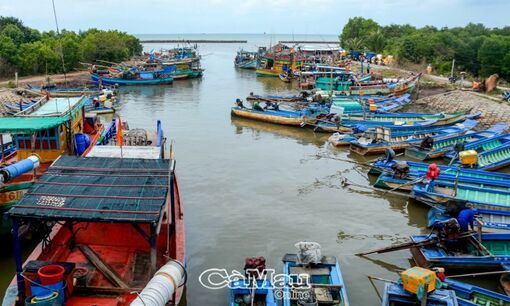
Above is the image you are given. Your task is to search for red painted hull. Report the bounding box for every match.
[7,175,185,305]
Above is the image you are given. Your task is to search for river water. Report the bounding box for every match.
[1,34,432,305]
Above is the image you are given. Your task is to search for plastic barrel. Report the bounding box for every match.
[37,265,65,285]
[74,133,86,156]
[29,281,64,305]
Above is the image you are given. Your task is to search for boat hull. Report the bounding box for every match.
[231,107,311,126]
[91,73,174,86]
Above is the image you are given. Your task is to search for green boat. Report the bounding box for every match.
[0,181,33,235]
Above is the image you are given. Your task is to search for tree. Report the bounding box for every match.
[478,35,510,77]
[0,35,17,63]
[340,17,380,50]
[1,24,24,46]
[366,30,386,53]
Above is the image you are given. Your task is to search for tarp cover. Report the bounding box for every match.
[8,155,171,223]
[0,117,69,133]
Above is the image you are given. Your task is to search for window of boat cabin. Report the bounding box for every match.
[16,127,61,150]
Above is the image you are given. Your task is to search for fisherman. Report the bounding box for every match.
[367,62,371,74]
[500,274,510,296]
[253,101,264,111]
[235,98,245,108]
[456,204,476,232]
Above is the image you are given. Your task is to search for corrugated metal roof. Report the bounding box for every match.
[8,156,171,223]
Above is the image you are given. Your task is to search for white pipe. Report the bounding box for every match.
[131,260,185,306]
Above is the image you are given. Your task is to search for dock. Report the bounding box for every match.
[140,39,247,43]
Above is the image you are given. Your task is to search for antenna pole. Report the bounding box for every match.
[52,0,68,87]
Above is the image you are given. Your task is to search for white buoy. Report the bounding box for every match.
[131,260,185,306]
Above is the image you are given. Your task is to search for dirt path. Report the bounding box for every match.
[0,71,90,87]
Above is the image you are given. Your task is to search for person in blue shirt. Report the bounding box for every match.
[457,204,477,232]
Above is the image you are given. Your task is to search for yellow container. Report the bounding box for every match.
[400,267,436,294]
[99,95,107,102]
[369,104,377,112]
[459,150,478,165]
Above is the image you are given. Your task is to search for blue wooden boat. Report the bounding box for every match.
[350,120,477,155]
[412,180,510,211]
[312,111,471,133]
[282,253,349,306]
[444,134,510,160]
[382,282,459,306]
[428,206,510,232]
[231,106,316,126]
[90,72,173,86]
[247,93,306,103]
[228,279,277,306]
[405,123,508,161]
[450,141,510,171]
[410,233,510,272]
[443,278,510,306]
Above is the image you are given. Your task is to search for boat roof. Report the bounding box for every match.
[8,155,172,224]
[0,96,88,133]
[18,97,84,117]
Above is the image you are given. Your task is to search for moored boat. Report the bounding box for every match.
[228,257,277,306]
[282,242,349,306]
[382,282,459,306]
[410,233,510,273]
[444,133,510,161]
[231,106,315,126]
[90,70,174,86]
[443,278,510,306]
[235,49,259,69]
[405,123,508,161]
[450,142,510,171]
[0,96,102,235]
[350,120,477,156]
[2,121,185,305]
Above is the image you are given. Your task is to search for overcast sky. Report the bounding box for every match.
[1,0,508,34]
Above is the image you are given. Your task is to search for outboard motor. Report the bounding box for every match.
[420,136,434,149]
[391,161,410,179]
[454,141,465,153]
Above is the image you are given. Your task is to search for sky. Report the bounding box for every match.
[1,0,509,35]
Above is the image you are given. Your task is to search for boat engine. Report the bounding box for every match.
[391,161,409,179]
[420,136,434,149]
[0,156,40,185]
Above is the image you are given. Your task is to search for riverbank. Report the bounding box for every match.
[0,71,90,88]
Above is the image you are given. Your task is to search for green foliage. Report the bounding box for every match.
[0,16,142,77]
[339,17,510,81]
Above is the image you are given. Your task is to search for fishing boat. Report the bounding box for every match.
[0,96,102,235]
[350,120,477,156]
[449,141,510,171]
[382,282,459,306]
[246,92,308,103]
[428,206,510,232]
[25,84,104,97]
[228,257,277,306]
[443,278,510,306]
[412,179,510,211]
[282,242,349,306]
[312,111,471,133]
[90,69,174,86]
[231,106,317,126]
[405,123,507,161]
[2,121,186,305]
[315,73,421,97]
[234,50,259,69]
[410,233,510,273]
[256,44,305,77]
[444,134,510,160]
[229,279,277,306]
